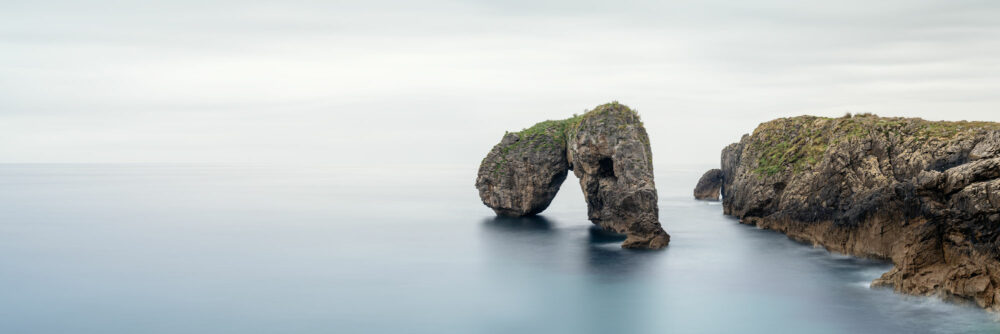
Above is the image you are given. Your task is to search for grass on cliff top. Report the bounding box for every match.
[490,101,644,175]
[750,113,1000,176]
[506,101,642,148]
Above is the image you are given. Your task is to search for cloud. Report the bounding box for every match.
[1,0,998,165]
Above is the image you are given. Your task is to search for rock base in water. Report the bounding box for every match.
[717,114,1000,310]
[475,102,669,249]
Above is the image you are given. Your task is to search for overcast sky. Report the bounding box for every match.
[2,0,998,167]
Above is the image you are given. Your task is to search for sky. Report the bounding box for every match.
[2,0,999,167]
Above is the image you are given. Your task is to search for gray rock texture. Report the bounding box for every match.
[715,114,1000,310]
[566,103,669,249]
[475,102,669,249]
[475,129,569,217]
[693,169,723,200]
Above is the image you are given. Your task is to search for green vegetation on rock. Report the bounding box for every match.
[491,101,646,175]
[476,100,669,249]
[512,116,582,148]
[749,114,1000,176]
[508,101,642,150]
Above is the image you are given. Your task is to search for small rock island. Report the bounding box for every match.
[693,169,723,200]
[476,102,669,249]
[703,113,1000,310]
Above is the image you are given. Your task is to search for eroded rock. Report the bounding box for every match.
[566,103,669,249]
[475,102,670,249]
[713,114,1000,310]
[970,130,1000,160]
[693,169,723,200]
[475,124,569,217]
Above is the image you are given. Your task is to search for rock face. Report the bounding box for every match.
[475,126,569,216]
[566,104,670,249]
[693,169,723,200]
[476,102,669,249]
[717,114,1000,310]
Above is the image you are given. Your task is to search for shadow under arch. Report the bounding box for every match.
[481,217,661,278]
[481,215,555,233]
[587,225,627,244]
[478,215,561,263]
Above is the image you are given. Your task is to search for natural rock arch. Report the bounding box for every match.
[475,102,669,249]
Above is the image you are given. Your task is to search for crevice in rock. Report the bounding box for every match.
[597,157,616,178]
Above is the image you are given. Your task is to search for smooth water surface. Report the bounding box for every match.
[1,164,998,333]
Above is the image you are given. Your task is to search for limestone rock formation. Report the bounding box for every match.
[475,125,569,216]
[715,114,1000,310]
[693,169,723,200]
[475,102,669,249]
[566,103,670,249]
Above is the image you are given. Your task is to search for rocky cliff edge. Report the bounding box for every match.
[717,114,1000,309]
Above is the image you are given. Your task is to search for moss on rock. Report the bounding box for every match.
[749,114,1000,176]
[476,101,668,249]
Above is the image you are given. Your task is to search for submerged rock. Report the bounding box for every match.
[693,169,723,200]
[713,114,1000,310]
[475,102,669,249]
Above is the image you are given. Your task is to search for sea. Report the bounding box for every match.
[1,163,998,333]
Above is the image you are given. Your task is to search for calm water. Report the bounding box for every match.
[1,164,998,333]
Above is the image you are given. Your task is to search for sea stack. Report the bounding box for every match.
[714,114,1000,310]
[693,169,723,200]
[475,102,669,249]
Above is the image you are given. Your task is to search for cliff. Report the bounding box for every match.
[476,102,669,249]
[717,114,1000,309]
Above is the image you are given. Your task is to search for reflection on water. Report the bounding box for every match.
[480,215,657,281]
[586,225,627,244]
[479,215,658,334]
[583,226,659,280]
[483,215,554,232]
[1,164,999,334]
